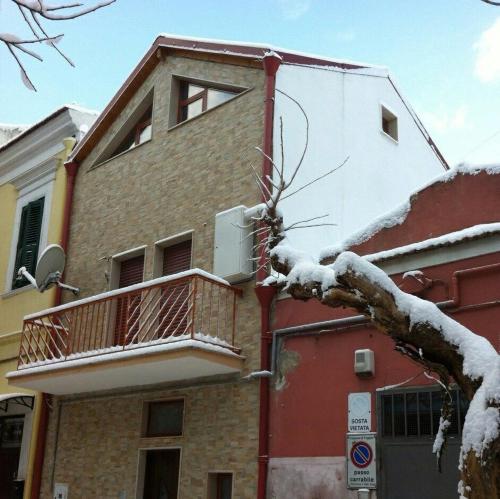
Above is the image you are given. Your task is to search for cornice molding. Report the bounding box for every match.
[0,111,76,187]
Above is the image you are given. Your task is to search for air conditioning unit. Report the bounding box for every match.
[354,349,375,377]
[213,205,253,283]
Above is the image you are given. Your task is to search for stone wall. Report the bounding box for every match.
[40,53,265,498]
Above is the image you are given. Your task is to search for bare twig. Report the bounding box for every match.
[284,214,331,231]
[275,89,309,190]
[3,0,115,90]
[281,156,349,202]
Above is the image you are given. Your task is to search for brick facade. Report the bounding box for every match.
[40,53,265,498]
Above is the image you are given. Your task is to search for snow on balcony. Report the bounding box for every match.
[7,269,244,394]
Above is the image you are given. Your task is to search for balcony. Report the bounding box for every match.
[7,269,244,395]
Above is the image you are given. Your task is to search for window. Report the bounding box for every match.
[381,105,398,142]
[0,416,24,449]
[12,197,44,289]
[113,253,145,346]
[94,90,154,165]
[207,473,233,499]
[112,106,152,156]
[381,388,469,438]
[145,400,184,437]
[177,81,239,123]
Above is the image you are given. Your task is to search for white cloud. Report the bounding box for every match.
[421,105,468,133]
[277,0,310,20]
[474,16,500,83]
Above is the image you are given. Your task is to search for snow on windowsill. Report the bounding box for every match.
[1,284,36,300]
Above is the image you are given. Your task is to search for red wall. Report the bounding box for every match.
[327,170,500,259]
[269,252,500,457]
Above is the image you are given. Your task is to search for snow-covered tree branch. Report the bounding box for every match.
[0,0,115,91]
[257,92,499,498]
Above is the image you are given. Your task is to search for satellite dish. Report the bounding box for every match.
[35,244,65,290]
[17,244,79,295]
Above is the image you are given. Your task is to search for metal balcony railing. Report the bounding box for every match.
[18,270,241,369]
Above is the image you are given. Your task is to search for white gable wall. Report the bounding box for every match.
[274,64,446,258]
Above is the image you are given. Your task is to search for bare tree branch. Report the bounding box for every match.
[3,0,115,90]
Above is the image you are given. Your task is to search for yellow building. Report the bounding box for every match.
[0,106,97,499]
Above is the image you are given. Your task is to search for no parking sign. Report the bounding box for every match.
[346,433,377,489]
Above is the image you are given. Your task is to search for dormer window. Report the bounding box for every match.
[177,81,239,123]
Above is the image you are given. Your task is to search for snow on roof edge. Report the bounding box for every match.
[156,32,386,70]
[363,223,500,264]
[0,104,100,154]
[320,164,500,261]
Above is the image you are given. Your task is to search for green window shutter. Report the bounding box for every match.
[12,197,45,289]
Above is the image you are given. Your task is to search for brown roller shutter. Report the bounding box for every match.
[162,239,192,276]
[159,240,192,338]
[114,254,144,345]
[119,255,145,287]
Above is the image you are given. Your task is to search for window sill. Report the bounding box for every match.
[1,284,36,300]
[139,435,183,443]
[380,129,399,144]
[89,138,152,172]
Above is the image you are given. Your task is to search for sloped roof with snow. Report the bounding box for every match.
[0,104,99,154]
[71,34,445,167]
[320,164,500,263]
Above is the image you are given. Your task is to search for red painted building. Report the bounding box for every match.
[267,165,500,499]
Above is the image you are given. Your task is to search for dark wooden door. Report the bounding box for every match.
[159,240,192,338]
[143,449,180,499]
[114,255,144,345]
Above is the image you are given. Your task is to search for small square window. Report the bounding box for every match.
[207,473,233,499]
[381,105,398,142]
[145,400,184,437]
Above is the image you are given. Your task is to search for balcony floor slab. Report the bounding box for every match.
[7,339,244,395]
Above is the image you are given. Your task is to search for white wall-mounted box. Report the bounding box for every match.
[213,205,253,283]
[354,349,375,377]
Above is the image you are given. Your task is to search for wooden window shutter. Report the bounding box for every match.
[114,254,145,346]
[118,254,145,288]
[159,240,192,337]
[162,240,192,276]
[12,197,44,289]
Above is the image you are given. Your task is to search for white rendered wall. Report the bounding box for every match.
[274,64,446,258]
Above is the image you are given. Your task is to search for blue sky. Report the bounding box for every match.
[1,0,499,165]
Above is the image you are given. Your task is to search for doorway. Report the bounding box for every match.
[378,387,468,499]
[0,416,24,499]
[141,448,181,499]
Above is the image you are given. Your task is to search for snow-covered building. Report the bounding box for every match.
[0,124,29,147]
[5,36,448,499]
[0,105,97,499]
[268,164,500,499]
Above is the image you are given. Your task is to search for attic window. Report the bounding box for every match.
[112,106,152,156]
[94,90,154,166]
[381,105,398,142]
[177,81,239,123]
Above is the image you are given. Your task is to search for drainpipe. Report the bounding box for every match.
[255,285,277,499]
[256,51,281,499]
[30,146,78,499]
